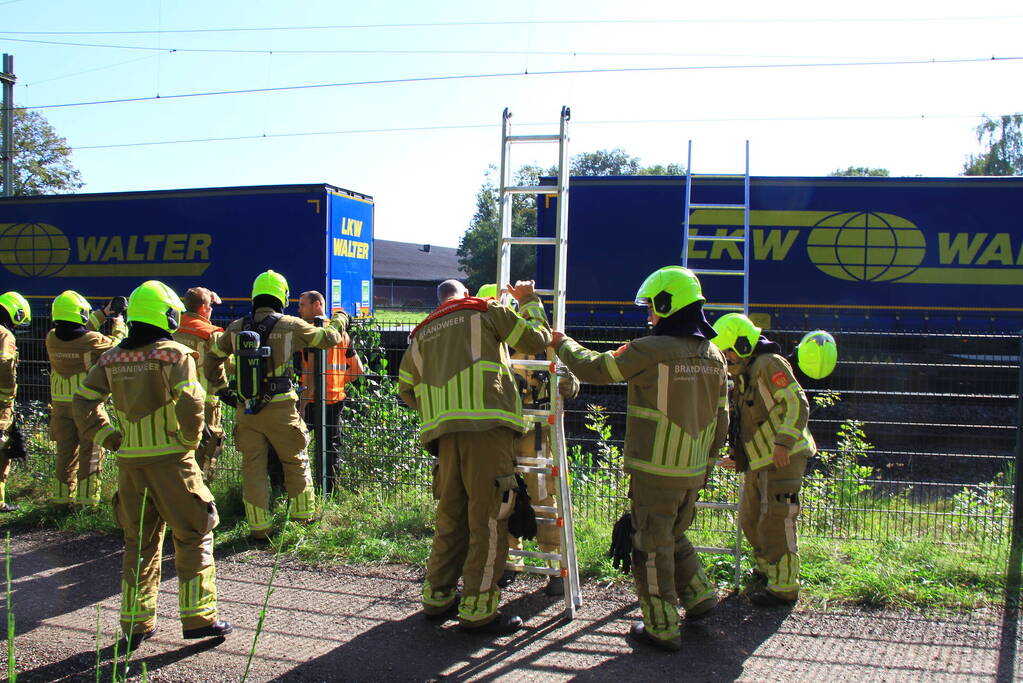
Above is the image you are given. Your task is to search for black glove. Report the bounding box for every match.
[608,511,634,574]
[108,296,128,315]
[507,474,537,541]
[4,423,27,462]
[216,388,239,407]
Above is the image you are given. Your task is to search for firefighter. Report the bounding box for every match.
[399,279,551,634]
[173,287,229,482]
[711,312,816,607]
[296,290,363,494]
[73,280,232,650]
[46,291,127,506]
[205,270,349,540]
[476,284,580,597]
[0,291,30,513]
[550,267,727,652]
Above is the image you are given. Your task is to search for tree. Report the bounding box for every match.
[458,150,683,290]
[829,166,890,177]
[0,108,83,195]
[963,114,1023,176]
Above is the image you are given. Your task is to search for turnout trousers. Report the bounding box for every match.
[631,479,717,643]
[423,428,518,628]
[0,401,12,507]
[508,427,560,566]
[195,401,225,482]
[739,453,809,601]
[234,401,316,537]
[113,452,220,635]
[49,401,105,505]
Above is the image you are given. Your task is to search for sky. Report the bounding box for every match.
[1,0,1021,248]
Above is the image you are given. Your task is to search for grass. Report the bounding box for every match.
[367,310,428,325]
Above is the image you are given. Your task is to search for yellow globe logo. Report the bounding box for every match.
[0,223,70,277]
[806,212,926,282]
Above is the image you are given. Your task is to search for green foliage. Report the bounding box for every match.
[964,114,1023,175]
[802,419,875,534]
[3,109,83,195]
[950,463,1014,539]
[828,166,890,177]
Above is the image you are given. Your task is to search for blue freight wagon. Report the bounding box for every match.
[0,183,374,317]
[537,175,1023,332]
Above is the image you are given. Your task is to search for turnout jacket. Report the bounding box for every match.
[0,326,17,405]
[73,340,205,459]
[556,334,728,489]
[398,294,551,445]
[46,311,127,403]
[205,307,346,406]
[732,352,815,472]
[173,312,227,405]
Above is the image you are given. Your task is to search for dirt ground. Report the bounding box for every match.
[0,529,1019,682]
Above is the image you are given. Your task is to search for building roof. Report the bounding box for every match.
[373,239,466,282]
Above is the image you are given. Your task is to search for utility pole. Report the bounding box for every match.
[1,54,15,197]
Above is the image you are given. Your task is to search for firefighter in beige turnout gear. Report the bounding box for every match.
[47,291,127,505]
[173,287,229,482]
[205,270,348,540]
[73,280,232,648]
[713,313,815,607]
[399,279,551,634]
[552,267,728,652]
[0,292,31,513]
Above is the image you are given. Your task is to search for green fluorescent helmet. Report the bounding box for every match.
[52,290,90,325]
[634,266,704,317]
[127,280,184,332]
[0,291,31,326]
[476,283,498,299]
[252,269,290,307]
[797,330,838,379]
[710,312,761,358]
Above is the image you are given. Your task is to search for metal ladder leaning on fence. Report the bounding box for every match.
[495,106,582,619]
[682,140,751,589]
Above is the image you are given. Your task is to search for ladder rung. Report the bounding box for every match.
[534,288,555,297]
[691,269,746,277]
[521,417,549,426]
[509,549,562,561]
[507,564,562,576]
[501,236,558,246]
[531,505,558,515]
[503,185,557,195]
[696,501,738,510]
[691,173,746,179]
[511,359,554,370]
[689,203,746,210]
[516,464,553,473]
[507,134,562,143]
[695,546,739,555]
[535,517,558,525]
[687,234,745,242]
[523,408,553,418]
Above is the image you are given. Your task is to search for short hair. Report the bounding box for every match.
[300,291,325,305]
[437,279,465,303]
[183,287,220,313]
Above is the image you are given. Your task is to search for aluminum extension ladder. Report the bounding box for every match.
[495,106,582,619]
[682,140,751,589]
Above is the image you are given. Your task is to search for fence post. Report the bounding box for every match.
[314,346,327,495]
[1008,334,1023,607]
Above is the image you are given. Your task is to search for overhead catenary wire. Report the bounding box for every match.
[13,54,1023,112]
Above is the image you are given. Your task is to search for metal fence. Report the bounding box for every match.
[8,314,1020,561]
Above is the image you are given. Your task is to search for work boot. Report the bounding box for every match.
[629,622,681,652]
[424,595,460,622]
[459,612,523,635]
[496,569,517,588]
[118,628,156,652]
[748,589,797,608]
[684,594,719,621]
[545,576,565,597]
[183,620,234,640]
[0,503,19,513]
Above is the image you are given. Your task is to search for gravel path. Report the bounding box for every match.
[0,529,1019,682]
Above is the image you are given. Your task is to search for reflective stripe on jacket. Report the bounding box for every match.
[735,352,816,471]
[46,312,126,403]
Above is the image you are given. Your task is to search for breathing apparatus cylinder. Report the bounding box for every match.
[235,330,270,406]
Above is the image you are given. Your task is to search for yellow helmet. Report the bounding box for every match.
[796,330,838,379]
[52,290,90,325]
[635,266,704,317]
[0,291,31,327]
[476,283,498,299]
[127,280,184,332]
[710,313,761,358]
[252,270,290,307]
